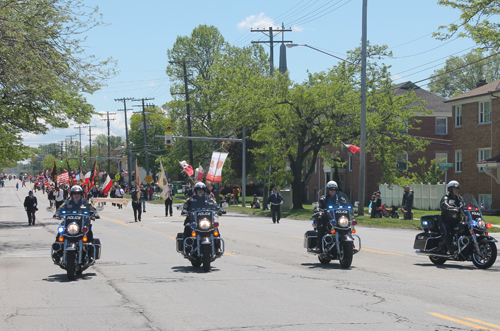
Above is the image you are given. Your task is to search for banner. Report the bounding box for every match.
[158,160,169,201]
[205,152,228,183]
[194,164,204,181]
[102,174,113,196]
[179,160,194,177]
[92,197,130,207]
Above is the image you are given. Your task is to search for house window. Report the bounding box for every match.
[455,105,462,127]
[478,148,492,172]
[455,150,462,173]
[479,101,491,124]
[398,120,408,134]
[396,153,408,171]
[478,194,492,209]
[435,153,447,163]
[436,118,447,134]
[349,155,353,172]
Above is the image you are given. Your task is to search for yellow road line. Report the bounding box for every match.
[169,237,176,240]
[361,248,404,256]
[456,316,500,329]
[291,235,303,239]
[430,313,495,330]
[99,215,131,227]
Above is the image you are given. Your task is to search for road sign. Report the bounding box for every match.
[97,157,102,161]
[438,163,454,168]
[144,175,153,184]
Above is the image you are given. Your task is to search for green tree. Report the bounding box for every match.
[0,0,115,162]
[428,49,500,98]
[435,0,500,49]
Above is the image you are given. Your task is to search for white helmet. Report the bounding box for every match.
[447,180,460,191]
[326,181,338,190]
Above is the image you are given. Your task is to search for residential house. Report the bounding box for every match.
[304,82,453,206]
[445,79,500,210]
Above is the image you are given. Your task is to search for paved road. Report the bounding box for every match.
[1,181,500,330]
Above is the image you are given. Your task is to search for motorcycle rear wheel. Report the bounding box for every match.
[339,242,354,269]
[66,251,77,281]
[429,255,447,265]
[472,242,497,269]
[202,245,211,272]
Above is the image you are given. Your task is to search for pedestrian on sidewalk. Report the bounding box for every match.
[402,185,414,220]
[23,190,38,226]
[267,187,284,224]
[130,184,142,222]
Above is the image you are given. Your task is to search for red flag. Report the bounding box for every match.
[342,142,361,154]
[89,160,97,190]
[179,160,194,177]
[102,174,113,196]
[194,164,204,181]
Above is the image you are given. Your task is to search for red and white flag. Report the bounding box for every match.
[57,172,70,184]
[102,174,113,196]
[205,152,228,183]
[179,160,194,177]
[194,164,204,181]
[342,142,361,154]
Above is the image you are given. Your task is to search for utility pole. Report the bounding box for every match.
[115,97,134,188]
[133,98,154,177]
[358,0,368,216]
[251,25,291,209]
[74,126,84,172]
[65,135,77,156]
[99,112,116,175]
[87,125,97,162]
[251,24,292,76]
[169,59,198,166]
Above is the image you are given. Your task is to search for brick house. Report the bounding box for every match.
[304,81,453,206]
[445,79,500,210]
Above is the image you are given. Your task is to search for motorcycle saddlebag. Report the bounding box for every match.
[420,215,440,230]
[176,232,184,252]
[93,238,101,260]
[304,230,317,249]
[413,232,439,250]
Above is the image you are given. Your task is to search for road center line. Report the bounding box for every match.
[361,248,404,256]
[456,316,500,329]
[429,313,495,330]
[99,215,131,227]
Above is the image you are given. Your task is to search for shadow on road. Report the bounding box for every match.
[414,262,500,272]
[171,265,220,274]
[43,272,97,283]
[301,262,355,270]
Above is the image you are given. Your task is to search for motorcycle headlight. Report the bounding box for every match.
[476,219,486,229]
[337,216,349,228]
[67,222,80,235]
[199,218,212,230]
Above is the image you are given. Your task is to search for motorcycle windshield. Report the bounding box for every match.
[462,193,482,219]
[189,195,218,212]
[325,192,352,210]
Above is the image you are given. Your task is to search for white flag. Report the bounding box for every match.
[206,152,228,183]
[159,160,169,201]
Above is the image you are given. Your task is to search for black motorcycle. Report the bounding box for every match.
[51,209,101,280]
[304,192,361,268]
[414,193,497,269]
[176,205,225,272]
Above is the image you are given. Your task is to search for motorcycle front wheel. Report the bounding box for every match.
[202,245,211,272]
[338,242,354,269]
[66,251,77,281]
[472,242,497,269]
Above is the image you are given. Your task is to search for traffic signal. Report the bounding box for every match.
[60,156,63,163]
[83,156,86,163]
[166,125,172,150]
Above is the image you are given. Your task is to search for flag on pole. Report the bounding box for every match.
[66,160,75,188]
[205,152,228,183]
[194,164,204,181]
[88,160,97,190]
[179,160,194,177]
[158,160,169,201]
[51,161,58,189]
[135,159,141,200]
[102,174,113,196]
[342,142,361,154]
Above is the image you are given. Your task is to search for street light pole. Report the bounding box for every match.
[358,0,368,216]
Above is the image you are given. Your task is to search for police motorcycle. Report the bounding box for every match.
[51,198,101,280]
[304,192,361,268]
[176,196,225,272]
[414,193,497,269]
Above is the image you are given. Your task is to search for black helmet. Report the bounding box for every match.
[326,181,338,190]
[70,185,83,196]
[194,182,206,193]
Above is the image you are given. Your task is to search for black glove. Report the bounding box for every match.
[181,209,188,216]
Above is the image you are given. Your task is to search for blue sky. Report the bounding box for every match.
[23,0,475,149]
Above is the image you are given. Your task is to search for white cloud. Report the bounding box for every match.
[291,24,304,32]
[238,13,276,31]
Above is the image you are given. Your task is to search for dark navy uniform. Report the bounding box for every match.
[267,192,284,223]
[439,192,464,253]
